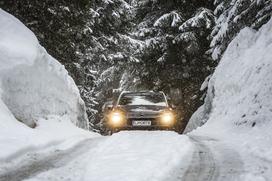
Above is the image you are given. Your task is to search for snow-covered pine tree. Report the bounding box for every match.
[117,0,216,129]
[211,0,272,60]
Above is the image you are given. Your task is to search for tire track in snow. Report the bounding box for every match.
[182,136,219,181]
[182,136,244,181]
[0,137,104,181]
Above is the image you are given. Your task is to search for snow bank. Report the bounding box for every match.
[0,9,88,128]
[0,9,96,160]
[186,19,272,179]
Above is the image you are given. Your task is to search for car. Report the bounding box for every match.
[104,91,177,134]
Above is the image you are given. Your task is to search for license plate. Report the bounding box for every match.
[132,120,151,126]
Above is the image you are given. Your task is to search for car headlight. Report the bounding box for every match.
[108,111,125,127]
[160,111,175,126]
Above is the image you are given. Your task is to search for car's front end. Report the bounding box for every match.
[106,106,176,132]
[104,91,177,133]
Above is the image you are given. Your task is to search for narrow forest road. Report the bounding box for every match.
[181,136,244,181]
[0,132,244,181]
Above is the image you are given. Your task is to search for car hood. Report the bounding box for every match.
[120,105,167,118]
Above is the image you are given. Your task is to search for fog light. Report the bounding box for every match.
[109,111,125,127]
[160,111,175,126]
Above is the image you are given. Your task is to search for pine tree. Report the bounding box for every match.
[211,0,272,60]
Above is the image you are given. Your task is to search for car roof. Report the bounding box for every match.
[121,91,164,95]
[116,91,168,107]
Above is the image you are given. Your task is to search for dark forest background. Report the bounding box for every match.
[1,0,271,133]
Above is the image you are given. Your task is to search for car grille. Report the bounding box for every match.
[127,112,158,118]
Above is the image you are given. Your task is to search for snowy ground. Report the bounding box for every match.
[1,131,249,181]
[0,131,192,181]
[1,6,272,181]
[0,131,251,181]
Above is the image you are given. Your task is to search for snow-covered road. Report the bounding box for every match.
[0,131,244,181]
[181,136,243,181]
[0,138,103,181]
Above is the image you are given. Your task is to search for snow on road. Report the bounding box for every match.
[0,131,247,181]
[182,136,244,181]
[0,138,103,181]
[0,131,193,181]
[82,131,192,181]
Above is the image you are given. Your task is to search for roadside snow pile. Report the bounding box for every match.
[0,9,96,160]
[0,9,88,129]
[186,19,272,179]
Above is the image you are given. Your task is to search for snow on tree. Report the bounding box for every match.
[110,0,216,131]
[179,8,215,32]
[211,0,272,60]
[154,11,184,28]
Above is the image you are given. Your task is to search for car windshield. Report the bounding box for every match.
[119,92,167,106]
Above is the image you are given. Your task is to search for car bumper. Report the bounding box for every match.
[120,125,175,130]
[109,120,176,130]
